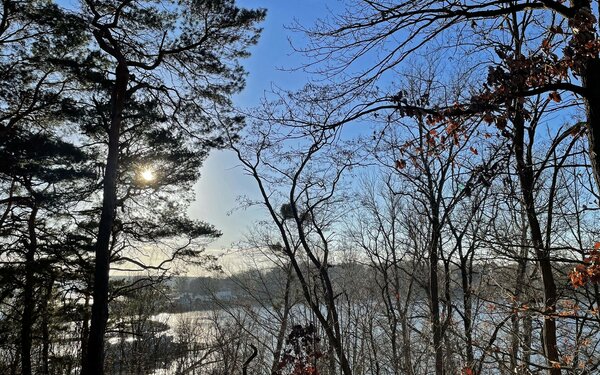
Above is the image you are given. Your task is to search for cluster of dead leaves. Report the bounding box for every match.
[569,242,600,288]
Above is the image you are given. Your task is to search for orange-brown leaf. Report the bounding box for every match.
[495,117,507,130]
[549,91,562,102]
[446,121,459,135]
[395,160,406,170]
[569,268,586,288]
[542,39,551,50]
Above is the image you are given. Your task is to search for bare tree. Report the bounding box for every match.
[229,93,367,374]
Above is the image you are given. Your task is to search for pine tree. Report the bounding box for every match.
[37,2,266,373]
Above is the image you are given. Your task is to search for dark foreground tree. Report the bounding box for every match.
[0,0,265,373]
[60,2,266,373]
[0,2,98,374]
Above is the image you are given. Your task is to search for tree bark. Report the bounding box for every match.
[21,205,38,375]
[429,215,444,375]
[41,277,54,375]
[510,244,528,372]
[80,293,90,372]
[582,56,600,194]
[82,61,129,375]
[513,108,560,375]
[460,255,474,369]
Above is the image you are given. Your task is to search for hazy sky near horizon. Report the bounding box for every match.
[187,0,331,260]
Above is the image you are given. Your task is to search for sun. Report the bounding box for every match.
[140,167,155,182]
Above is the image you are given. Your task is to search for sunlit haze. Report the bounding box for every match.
[140,167,155,182]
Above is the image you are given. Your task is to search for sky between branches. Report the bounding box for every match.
[188,0,330,271]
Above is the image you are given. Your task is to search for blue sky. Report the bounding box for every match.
[188,0,330,255]
[187,0,585,275]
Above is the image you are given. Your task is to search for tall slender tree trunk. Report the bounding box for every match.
[522,308,533,370]
[400,310,413,375]
[582,57,600,194]
[270,265,292,375]
[325,308,338,375]
[397,256,414,375]
[80,293,90,372]
[510,211,529,373]
[460,256,474,369]
[513,108,560,375]
[21,205,38,375]
[429,215,444,375]
[510,250,528,372]
[41,277,54,375]
[82,61,129,375]
[296,229,352,374]
[575,0,600,195]
[317,263,352,375]
[389,313,399,375]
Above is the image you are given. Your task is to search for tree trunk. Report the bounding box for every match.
[270,265,292,375]
[21,205,38,375]
[460,256,474,369]
[510,212,529,373]
[429,217,444,375]
[582,57,600,194]
[80,293,91,372]
[400,312,413,375]
[326,309,338,375]
[510,254,528,372]
[82,61,129,375]
[522,296,534,374]
[389,313,399,375]
[41,277,54,375]
[513,109,560,375]
[398,256,415,375]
